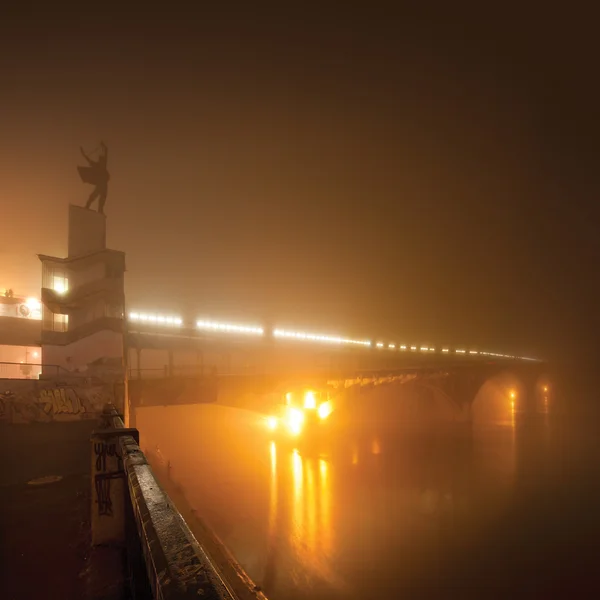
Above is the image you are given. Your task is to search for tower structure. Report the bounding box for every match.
[38,205,126,382]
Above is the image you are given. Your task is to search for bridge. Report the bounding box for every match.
[125,310,547,423]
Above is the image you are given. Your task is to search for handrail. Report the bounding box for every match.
[98,404,259,600]
[0,361,83,378]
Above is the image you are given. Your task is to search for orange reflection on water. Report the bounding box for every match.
[319,458,332,557]
[292,449,304,534]
[286,448,336,583]
[268,442,278,535]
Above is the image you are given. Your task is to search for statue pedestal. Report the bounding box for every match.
[68,204,106,258]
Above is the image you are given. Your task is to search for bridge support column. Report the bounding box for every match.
[168,350,174,377]
[135,347,142,380]
[519,371,542,415]
[442,372,488,422]
[222,351,231,374]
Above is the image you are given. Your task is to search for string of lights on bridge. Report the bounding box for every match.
[128,311,538,361]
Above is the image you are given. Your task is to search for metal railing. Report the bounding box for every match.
[92,405,260,599]
[0,361,70,379]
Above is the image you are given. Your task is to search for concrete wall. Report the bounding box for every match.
[128,377,217,409]
[0,377,122,424]
[0,317,42,346]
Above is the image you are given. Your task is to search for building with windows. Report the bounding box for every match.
[0,205,126,380]
[37,205,126,376]
[0,293,42,378]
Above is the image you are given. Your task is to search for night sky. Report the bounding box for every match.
[1,5,597,362]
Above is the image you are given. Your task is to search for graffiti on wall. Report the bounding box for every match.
[39,387,85,415]
[93,440,123,516]
[0,381,119,423]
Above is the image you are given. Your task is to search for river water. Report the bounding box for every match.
[136,377,600,598]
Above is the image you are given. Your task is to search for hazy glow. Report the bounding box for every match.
[129,312,182,326]
[287,407,304,436]
[274,328,371,347]
[318,401,332,420]
[26,297,41,310]
[52,277,68,295]
[197,319,263,335]
[304,390,316,409]
[266,416,278,430]
[22,297,42,320]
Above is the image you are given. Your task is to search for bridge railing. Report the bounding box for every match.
[91,404,258,599]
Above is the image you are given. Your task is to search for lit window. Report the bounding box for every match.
[53,276,68,294]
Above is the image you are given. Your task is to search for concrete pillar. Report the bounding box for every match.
[168,350,174,377]
[520,372,541,415]
[197,349,204,376]
[223,352,231,374]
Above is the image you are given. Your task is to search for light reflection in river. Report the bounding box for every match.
[134,376,573,600]
[286,447,338,588]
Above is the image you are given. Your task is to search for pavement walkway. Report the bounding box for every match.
[0,420,125,600]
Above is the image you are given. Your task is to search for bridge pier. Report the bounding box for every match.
[441,371,489,419]
[519,371,543,414]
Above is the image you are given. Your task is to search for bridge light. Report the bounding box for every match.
[442,348,449,353]
[129,312,182,326]
[376,342,384,348]
[543,385,548,393]
[197,320,264,335]
[469,350,478,354]
[400,345,407,350]
[266,416,278,430]
[429,348,435,352]
[410,346,417,351]
[273,328,370,347]
[420,347,428,352]
[456,349,466,354]
[388,343,396,350]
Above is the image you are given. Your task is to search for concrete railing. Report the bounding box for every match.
[91,405,258,599]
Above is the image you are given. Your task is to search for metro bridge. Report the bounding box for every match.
[126,310,547,418]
